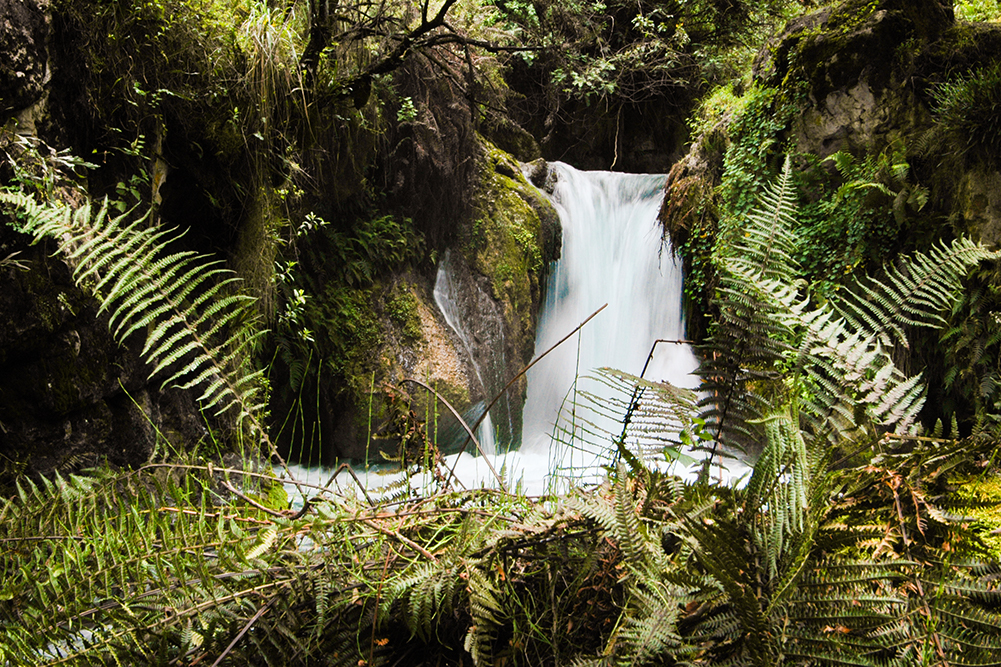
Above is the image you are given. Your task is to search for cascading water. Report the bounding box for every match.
[433,250,497,456]
[521,163,699,481]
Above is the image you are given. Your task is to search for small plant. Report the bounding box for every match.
[955,0,1001,22]
[931,60,1001,167]
[794,143,928,288]
[0,128,96,199]
[397,96,419,123]
[686,82,748,137]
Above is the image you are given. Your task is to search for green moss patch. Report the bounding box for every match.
[467,139,558,351]
[956,474,1001,557]
[385,283,423,344]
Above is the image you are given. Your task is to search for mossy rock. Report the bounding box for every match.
[756,0,954,93]
[0,0,50,114]
[305,137,563,454]
[955,472,1001,558]
[0,239,221,480]
[283,271,483,463]
[468,138,559,359]
[480,113,541,163]
[438,138,561,445]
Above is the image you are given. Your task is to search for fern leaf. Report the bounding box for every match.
[0,190,271,443]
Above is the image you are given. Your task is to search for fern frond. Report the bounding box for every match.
[697,159,802,452]
[613,601,682,667]
[834,238,1000,348]
[0,190,271,446]
[701,155,1000,458]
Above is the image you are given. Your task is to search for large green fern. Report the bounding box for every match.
[700,157,1000,458]
[0,191,271,449]
[559,157,1001,667]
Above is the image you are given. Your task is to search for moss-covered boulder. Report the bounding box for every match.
[662,0,1001,433]
[285,139,561,463]
[752,0,948,156]
[744,0,1001,244]
[293,272,483,464]
[666,0,1001,314]
[455,139,560,446]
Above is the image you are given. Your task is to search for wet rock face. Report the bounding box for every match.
[958,169,1001,246]
[743,0,1001,246]
[753,1,945,158]
[314,145,562,461]
[0,0,50,114]
[433,249,509,429]
[0,246,143,473]
[462,146,562,445]
[0,234,213,477]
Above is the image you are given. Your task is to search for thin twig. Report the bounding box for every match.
[327,462,376,506]
[446,304,609,485]
[210,599,276,667]
[359,517,437,561]
[403,378,506,491]
[221,480,288,519]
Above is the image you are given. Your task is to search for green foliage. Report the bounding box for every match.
[716,84,798,236]
[4,156,1001,664]
[397,96,419,123]
[686,82,748,138]
[6,3,1001,663]
[0,459,624,667]
[547,367,700,479]
[940,260,1001,434]
[267,209,428,462]
[324,214,425,288]
[552,160,1001,667]
[557,415,1001,666]
[285,211,423,384]
[55,0,256,181]
[794,145,928,289]
[386,286,423,343]
[669,82,807,339]
[701,157,998,455]
[930,59,1001,168]
[281,281,381,419]
[0,128,97,200]
[493,0,803,119]
[956,0,1001,22]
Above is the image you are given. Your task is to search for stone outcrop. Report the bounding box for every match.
[0,0,50,117]
[752,0,949,158]
[666,0,1001,250]
[0,228,216,476]
[658,0,1001,352]
[304,140,561,462]
[769,0,1001,245]
[0,2,239,477]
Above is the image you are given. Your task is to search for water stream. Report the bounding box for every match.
[433,249,497,456]
[522,163,698,444]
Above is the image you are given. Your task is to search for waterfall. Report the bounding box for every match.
[287,162,705,499]
[522,163,699,473]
